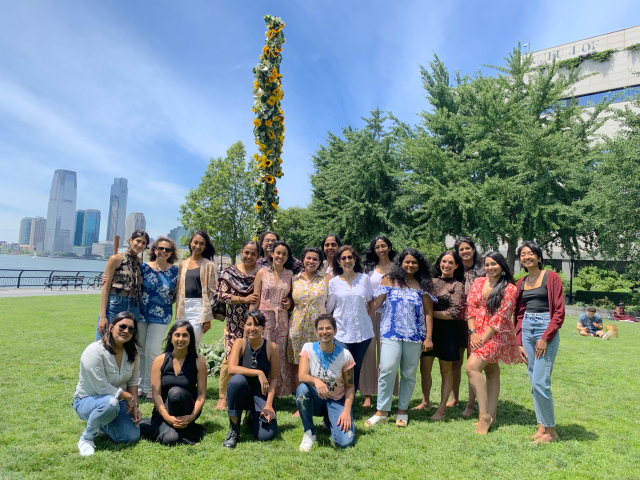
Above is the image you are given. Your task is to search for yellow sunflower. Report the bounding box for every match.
[264,119,272,127]
[271,203,278,210]
[263,46,271,56]
[265,160,273,167]
[267,130,275,139]
[266,96,277,106]
[274,189,279,195]
[264,175,275,184]
[252,118,261,127]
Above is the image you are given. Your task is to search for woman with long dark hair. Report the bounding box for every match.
[360,235,397,407]
[320,233,342,276]
[73,312,142,456]
[257,230,304,274]
[514,241,564,443]
[175,230,218,349]
[141,321,207,445]
[252,240,295,397]
[365,249,435,427]
[466,252,522,435]
[414,251,465,420]
[212,240,262,411]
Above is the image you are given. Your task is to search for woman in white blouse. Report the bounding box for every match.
[73,312,142,456]
[326,245,374,391]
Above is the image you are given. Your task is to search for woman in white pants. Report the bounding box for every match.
[176,230,218,349]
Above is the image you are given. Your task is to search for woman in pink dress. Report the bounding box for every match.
[252,240,295,397]
[465,251,522,435]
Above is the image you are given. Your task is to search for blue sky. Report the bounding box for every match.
[1,0,638,243]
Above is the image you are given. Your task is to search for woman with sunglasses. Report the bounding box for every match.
[137,237,180,401]
[142,321,207,446]
[73,312,142,456]
[223,310,279,448]
[326,245,374,392]
[175,230,218,349]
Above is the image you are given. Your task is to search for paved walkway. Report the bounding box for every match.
[0,287,100,298]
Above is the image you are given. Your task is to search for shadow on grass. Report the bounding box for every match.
[556,423,598,442]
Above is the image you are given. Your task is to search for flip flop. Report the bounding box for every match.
[396,414,408,427]
[365,415,388,427]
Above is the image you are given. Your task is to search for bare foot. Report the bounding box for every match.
[362,395,372,408]
[292,410,300,418]
[531,427,545,440]
[533,433,558,444]
[412,401,431,411]
[461,405,475,417]
[474,414,492,435]
[446,399,459,407]
[215,398,226,411]
[430,410,446,420]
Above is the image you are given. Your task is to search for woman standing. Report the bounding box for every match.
[252,240,295,397]
[96,230,149,339]
[257,230,303,274]
[360,235,397,407]
[224,311,279,448]
[73,312,141,456]
[414,251,465,420]
[365,249,435,427]
[138,237,180,401]
[514,241,564,443]
[326,245,374,392]
[143,321,207,446]
[175,230,218,350]
[320,233,342,276]
[466,252,522,434]
[212,240,262,411]
[453,237,485,415]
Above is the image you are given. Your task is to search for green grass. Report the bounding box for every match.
[1,295,639,479]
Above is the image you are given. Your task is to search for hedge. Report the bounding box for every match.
[574,291,637,305]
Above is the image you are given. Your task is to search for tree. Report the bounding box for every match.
[401,47,611,271]
[274,206,313,257]
[179,141,255,264]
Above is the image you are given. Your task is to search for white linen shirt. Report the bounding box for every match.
[327,273,375,344]
[74,341,140,400]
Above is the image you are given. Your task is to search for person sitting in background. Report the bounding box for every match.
[613,302,638,322]
[577,307,607,338]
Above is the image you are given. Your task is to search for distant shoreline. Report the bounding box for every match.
[0,253,107,261]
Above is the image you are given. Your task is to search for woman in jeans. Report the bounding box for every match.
[97,229,149,339]
[74,312,141,456]
[514,241,565,444]
[175,230,218,349]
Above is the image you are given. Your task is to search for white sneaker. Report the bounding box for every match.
[602,331,613,340]
[299,429,317,452]
[78,439,95,456]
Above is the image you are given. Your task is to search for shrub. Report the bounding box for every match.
[574,266,633,292]
[198,338,225,377]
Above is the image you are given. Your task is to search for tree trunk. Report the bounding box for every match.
[506,240,517,274]
[230,254,236,265]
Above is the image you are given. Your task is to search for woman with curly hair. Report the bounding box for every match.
[365,248,435,427]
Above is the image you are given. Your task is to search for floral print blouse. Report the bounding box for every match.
[139,263,179,324]
[376,286,436,343]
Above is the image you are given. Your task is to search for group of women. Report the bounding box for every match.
[73,229,564,456]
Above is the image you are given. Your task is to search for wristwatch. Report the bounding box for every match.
[468,329,477,335]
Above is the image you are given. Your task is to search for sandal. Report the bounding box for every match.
[365,414,388,427]
[396,414,408,427]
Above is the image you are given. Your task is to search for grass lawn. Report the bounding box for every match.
[1,295,639,479]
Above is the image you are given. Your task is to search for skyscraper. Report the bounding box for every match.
[74,210,85,246]
[44,169,77,253]
[19,217,34,245]
[124,212,146,241]
[106,178,128,241]
[82,210,101,248]
[168,226,188,246]
[29,217,46,252]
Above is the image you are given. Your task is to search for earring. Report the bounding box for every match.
[501,271,506,276]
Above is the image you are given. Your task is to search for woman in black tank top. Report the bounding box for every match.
[141,321,208,446]
[223,310,280,448]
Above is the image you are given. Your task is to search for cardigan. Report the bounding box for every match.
[175,258,218,324]
[514,270,565,345]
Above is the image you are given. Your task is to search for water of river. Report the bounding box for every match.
[0,254,108,272]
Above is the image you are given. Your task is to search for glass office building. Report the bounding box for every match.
[44,169,77,253]
[82,210,101,249]
[106,178,128,241]
[73,210,85,246]
[19,217,34,245]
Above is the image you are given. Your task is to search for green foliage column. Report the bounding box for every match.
[252,14,286,236]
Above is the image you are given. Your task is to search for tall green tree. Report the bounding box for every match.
[274,206,313,257]
[179,141,255,264]
[401,48,611,271]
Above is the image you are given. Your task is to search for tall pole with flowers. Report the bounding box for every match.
[252,15,285,236]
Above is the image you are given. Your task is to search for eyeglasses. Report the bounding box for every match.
[156,247,173,253]
[117,323,136,335]
[340,255,354,261]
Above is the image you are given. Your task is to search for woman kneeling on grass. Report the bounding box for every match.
[296,314,356,451]
[223,310,279,448]
[141,321,207,446]
[73,312,141,457]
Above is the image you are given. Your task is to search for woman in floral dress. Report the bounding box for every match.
[252,240,295,397]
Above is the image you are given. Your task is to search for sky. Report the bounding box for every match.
[1,0,639,243]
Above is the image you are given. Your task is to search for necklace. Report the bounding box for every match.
[526,271,542,286]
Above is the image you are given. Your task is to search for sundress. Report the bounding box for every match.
[467,277,523,365]
[288,272,327,363]
[258,268,295,397]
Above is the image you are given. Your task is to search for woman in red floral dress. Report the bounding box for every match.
[465,251,522,435]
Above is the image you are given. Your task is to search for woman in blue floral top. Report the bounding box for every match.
[364,248,436,428]
[139,237,179,400]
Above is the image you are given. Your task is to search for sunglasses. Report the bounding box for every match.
[251,350,259,369]
[116,323,136,335]
[156,247,173,253]
[340,255,354,261]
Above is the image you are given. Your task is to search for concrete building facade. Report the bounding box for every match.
[106,178,128,242]
[43,169,77,253]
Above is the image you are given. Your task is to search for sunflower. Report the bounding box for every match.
[264,119,272,127]
[263,46,271,56]
[266,96,277,106]
[278,158,283,164]
[273,115,281,122]
[252,236,258,242]
[253,81,259,89]
[252,118,261,127]
[258,143,267,151]
[265,159,273,167]
[252,153,259,161]
[267,130,275,139]
[275,170,283,178]
[273,189,279,195]
[271,202,278,210]
[264,175,275,184]
[266,149,273,156]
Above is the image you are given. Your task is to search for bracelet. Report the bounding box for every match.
[468,329,477,335]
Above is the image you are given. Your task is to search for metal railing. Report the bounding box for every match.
[0,269,104,289]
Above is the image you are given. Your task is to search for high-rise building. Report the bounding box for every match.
[124,212,146,241]
[74,210,85,246]
[106,178,128,241]
[168,226,188,246]
[91,241,114,257]
[19,217,34,245]
[82,210,101,248]
[29,217,46,252]
[43,169,77,253]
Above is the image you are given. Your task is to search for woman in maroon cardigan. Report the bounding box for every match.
[514,241,564,444]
